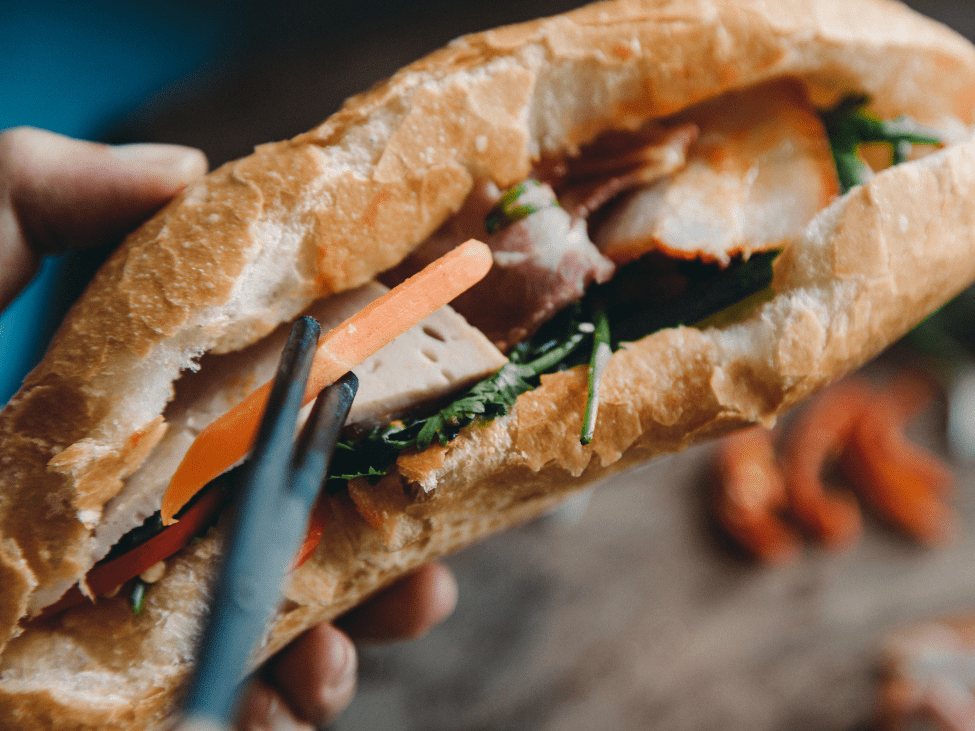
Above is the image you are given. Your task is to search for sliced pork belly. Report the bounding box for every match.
[595,80,840,265]
[386,180,615,351]
[555,122,698,218]
[453,182,615,350]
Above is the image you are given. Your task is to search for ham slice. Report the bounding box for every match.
[452,183,615,350]
[385,181,615,351]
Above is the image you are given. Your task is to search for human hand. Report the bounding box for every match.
[0,126,208,309]
[235,562,458,729]
[0,126,459,728]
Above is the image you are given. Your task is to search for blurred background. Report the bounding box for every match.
[4,1,975,729]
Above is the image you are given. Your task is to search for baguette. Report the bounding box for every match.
[4,0,975,727]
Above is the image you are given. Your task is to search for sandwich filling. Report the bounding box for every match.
[56,79,942,615]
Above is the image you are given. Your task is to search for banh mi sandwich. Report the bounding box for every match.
[4,0,975,726]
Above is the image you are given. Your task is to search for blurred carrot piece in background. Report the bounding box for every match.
[781,379,872,549]
[842,371,956,546]
[714,371,957,562]
[714,426,799,563]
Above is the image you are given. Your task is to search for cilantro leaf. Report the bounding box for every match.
[329,250,781,484]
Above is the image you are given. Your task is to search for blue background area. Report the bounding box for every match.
[0,2,239,404]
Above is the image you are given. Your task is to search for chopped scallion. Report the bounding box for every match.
[581,302,612,445]
[484,179,559,233]
[821,94,942,193]
[130,579,148,616]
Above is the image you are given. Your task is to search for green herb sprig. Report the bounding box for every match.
[609,249,779,345]
[821,94,942,193]
[330,247,780,481]
[329,315,590,482]
[416,329,587,448]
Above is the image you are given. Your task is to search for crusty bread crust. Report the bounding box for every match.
[3,0,975,727]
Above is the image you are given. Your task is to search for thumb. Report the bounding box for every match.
[0,127,207,308]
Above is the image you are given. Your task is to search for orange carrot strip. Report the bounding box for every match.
[841,372,955,546]
[714,426,799,564]
[781,379,872,549]
[161,239,494,524]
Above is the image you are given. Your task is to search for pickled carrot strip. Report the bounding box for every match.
[161,239,493,524]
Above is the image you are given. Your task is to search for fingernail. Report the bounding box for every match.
[326,631,357,690]
[310,630,357,726]
[433,564,460,621]
[109,143,207,187]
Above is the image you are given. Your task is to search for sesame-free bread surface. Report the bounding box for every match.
[3,0,975,728]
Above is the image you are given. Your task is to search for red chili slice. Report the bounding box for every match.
[39,484,228,618]
[292,495,329,570]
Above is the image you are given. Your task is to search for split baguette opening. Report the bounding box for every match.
[161,239,493,524]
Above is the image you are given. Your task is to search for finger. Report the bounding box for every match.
[234,678,316,731]
[337,561,458,643]
[2,126,207,255]
[262,564,457,726]
[268,623,358,727]
[0,127,206,307]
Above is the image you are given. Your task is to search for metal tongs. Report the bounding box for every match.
[176,316,357,730]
